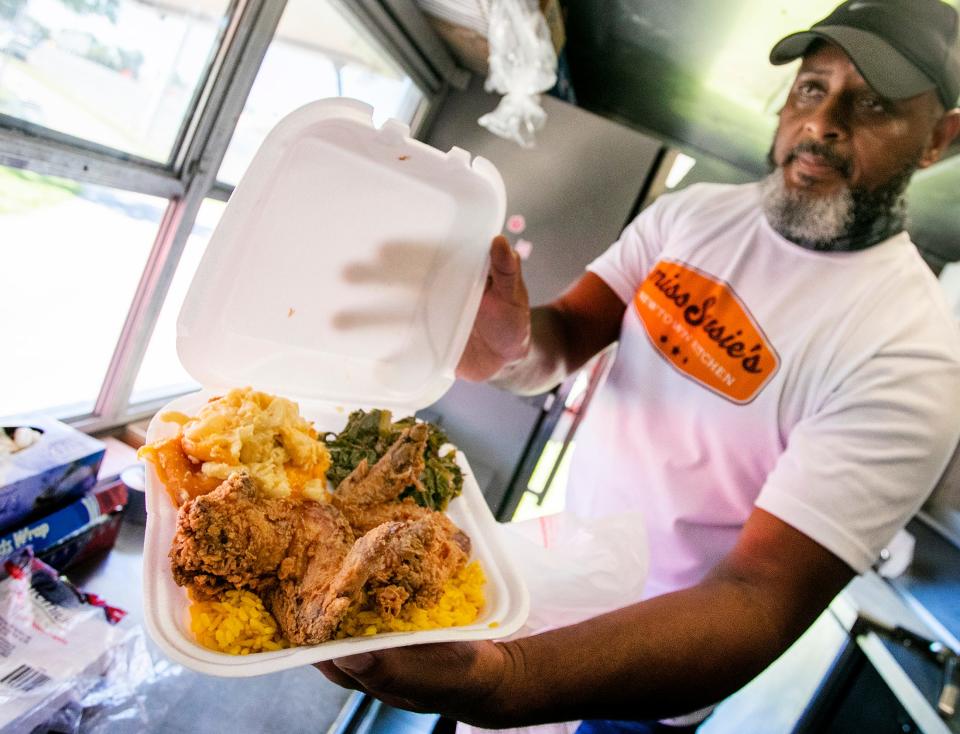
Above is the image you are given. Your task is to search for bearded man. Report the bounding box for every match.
[318,1,960,732]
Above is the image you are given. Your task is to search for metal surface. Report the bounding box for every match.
[890,519,960,656]
[0,120,184,198]
[853,612,960,720]
[943,656,960,719]
[426,76,663,307]
[351,0,469,94]
[421,75,662,517]
[856,633,955,733]
[788,578,957,733]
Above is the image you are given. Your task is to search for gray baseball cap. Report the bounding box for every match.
[770,0,960,108]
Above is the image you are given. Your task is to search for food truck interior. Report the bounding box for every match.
[1,0,959,732]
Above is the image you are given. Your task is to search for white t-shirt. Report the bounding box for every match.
[567,181,960,600]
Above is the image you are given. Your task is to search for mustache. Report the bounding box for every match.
[784,141,853,178]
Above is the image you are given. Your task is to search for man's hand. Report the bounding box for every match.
[315,640,515,727]
[457,236,531,382]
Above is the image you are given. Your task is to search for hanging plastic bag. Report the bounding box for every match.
[479,0,558,148]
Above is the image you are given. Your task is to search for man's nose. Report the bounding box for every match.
[802,96,849,141]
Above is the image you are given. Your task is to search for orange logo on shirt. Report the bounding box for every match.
[633,260,779,404]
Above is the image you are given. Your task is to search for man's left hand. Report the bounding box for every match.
[315,640,512,725]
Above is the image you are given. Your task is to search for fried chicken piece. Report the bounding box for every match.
[363,510,470,614]
[272,511,469,645]
[332,422,429,509]
[170,472,296,599]
[332,422,464,541]
[169,472,354,601]
[340,497,472,557]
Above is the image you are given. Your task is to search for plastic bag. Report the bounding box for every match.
[26,630,181,734]
[56,634,182,734]
[0,548,126,734]
[497,510,649,637]
[0,548,181,734]
[479,0,558,148]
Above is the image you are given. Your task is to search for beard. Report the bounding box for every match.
[760,141,920,252]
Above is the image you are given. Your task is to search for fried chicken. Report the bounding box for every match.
[170,472,303,599]
[271,512,467,644]
[169,422,472,646]
[330,422,472,559]
[341,497,472,557]
[332,422,429,509]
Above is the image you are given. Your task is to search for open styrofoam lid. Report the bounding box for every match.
[177,98,506,411]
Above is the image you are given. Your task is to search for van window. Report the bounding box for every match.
[1,0,433,426]
[0,0,229,162]
[0,165,164,417]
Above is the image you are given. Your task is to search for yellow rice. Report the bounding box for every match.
[189,589,287,655]
[336,560,486,638]
[188,561,486,654]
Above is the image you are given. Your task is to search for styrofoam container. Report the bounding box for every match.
[142,98,529,676]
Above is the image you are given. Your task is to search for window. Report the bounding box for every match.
[217,0,425,186]
[0,0,230,162]
[0,165,164,417]
[130,198,225,404]
[1,0,450,428]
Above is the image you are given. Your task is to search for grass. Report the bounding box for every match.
[0,166,81,214]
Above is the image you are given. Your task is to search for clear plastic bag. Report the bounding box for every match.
[27,630,182,734]
[0,548,182,734]
[479,0,558,148]
[496,510,649,637]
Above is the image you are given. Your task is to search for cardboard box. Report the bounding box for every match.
[0,418,106,533]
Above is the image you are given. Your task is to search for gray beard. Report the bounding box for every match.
[760,155,915,252]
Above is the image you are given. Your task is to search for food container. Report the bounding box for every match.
[142,98,530,676]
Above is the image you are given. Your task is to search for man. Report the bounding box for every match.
[318,0,960,730]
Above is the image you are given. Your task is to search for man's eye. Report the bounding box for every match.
[859,96,888,113]
[795,82,822,99]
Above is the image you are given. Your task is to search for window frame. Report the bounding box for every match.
[0,0,461,432]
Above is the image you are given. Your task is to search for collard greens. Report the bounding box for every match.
[324,409,464,511]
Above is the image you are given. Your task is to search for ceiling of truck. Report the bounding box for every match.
[557,0,960,267]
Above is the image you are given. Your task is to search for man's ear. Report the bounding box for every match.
[920,108,960,169]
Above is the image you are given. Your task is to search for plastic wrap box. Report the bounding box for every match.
[0,478,128,571]
[0,418,106,533]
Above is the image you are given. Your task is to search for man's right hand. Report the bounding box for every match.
[456,235,531,382]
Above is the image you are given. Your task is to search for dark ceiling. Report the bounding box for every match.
[558,0,960,267]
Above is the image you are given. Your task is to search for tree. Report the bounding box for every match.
[0,0,28,22]
[56,0,120,23]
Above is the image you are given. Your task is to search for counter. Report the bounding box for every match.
[67,517,353,733]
